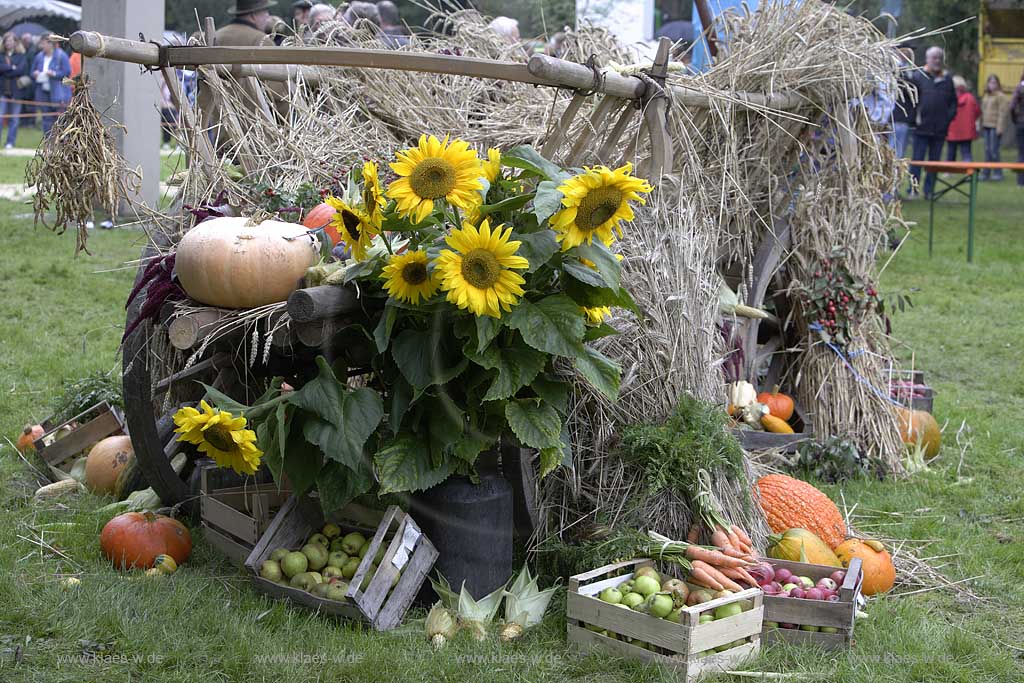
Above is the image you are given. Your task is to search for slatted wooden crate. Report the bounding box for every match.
[32,402,126,477]
[200,467,291,565]
[567,559,763,680]
[761,558,862,649]
[244,494,437,631]
[888,369,934,413]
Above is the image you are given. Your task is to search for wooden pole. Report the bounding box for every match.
[287,286,361,323]
[694,0,720,60]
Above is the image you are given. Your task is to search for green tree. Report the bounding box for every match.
[165,0,231,34]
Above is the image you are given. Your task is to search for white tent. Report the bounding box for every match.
[0,0,81,26]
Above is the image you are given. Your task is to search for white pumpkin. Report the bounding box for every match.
[175,217,320,309]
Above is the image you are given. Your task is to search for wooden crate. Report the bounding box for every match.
[888,369,934,413]
[244,494,437,631]
[732,401,813,453]
[761,557,863,650]
[566,559,763,681]
[200,468,291,565]
[33,402,126,476]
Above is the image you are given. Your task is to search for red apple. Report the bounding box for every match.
[827,594,841,602]
[816,578,838,591]
[789,586,806,599]
[780,623,797,629]
[804,588,824,601]
[829,570,846,585]
[774,568,793,584]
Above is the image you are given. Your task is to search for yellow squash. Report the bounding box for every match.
[766,528,842,567]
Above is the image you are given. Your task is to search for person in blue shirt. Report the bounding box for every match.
[0,31,29,148]
[30,34,71,137]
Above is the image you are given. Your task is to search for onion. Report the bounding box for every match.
[761,582,783,596]
[748,562,775,585]
[804,587,824,601]
[774,567,793,584]
[789,586,806,599]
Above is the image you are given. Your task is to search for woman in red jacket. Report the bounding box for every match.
[946,75,981,162]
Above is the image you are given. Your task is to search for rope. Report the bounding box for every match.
[575,54,605,97]
[809,322,905,408]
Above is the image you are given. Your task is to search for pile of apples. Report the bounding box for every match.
[257,523,394,603]
[587,566,756,656]
[750,562,847,633]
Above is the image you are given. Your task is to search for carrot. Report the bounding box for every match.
[686,523,702,544]
[685,545,753,569]
[720,566,759,588]
[719,546,754,561]
[692,561,743,593]
[732,524,754,549]
[709,526,733,551]
[688,564,724,591]
[721,524,742,550]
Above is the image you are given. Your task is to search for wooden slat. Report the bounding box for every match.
[640,39,674,181]
[222,62,321,84]
[527,53,645,99]
[596,103,638,164]
[374,534,438,630]
[541,92,587,159]
[566,96,625,167]
[764,627,850,648]
[38,410,123,467]
[688,606,764,654]
[761,596,850,630]
[202,523,252,565]
[152,352,230,397]
[201,495,261,544]
[567,591,692,653]
[349,506,400,610]
[160,66,217,178]
[569,558,653,590]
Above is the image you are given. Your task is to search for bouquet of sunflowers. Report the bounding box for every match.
[176,135,651,512]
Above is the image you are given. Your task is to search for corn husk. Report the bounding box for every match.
[431,573,505,625]
[425,601,458,650]
[503,564,559,628]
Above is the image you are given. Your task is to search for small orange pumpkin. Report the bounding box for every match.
[895,407,941,459]
[834,538,895,596]
[302,202,341,247]
[85,435,135,495]
[100,512,192,570]
[757,385,794,421]
[16,424,44,453]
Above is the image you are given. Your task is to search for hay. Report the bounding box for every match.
[25,76,140,254]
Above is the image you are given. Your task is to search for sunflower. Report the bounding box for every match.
[436,219,529,318]
[387,134,483,224]
[582,306,612,324]
[324,196,377,261]
[381,250,439,304]
[481,147,502,185]
[173,401,263,475]
[361,160,385,229]
[550,163,653,250]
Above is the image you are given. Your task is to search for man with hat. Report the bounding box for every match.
[293,1,313,27]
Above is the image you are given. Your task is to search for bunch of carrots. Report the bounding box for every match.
[682,522,760,593]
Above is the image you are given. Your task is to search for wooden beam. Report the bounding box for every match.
[527,54,645,99]
[287,286,361,323]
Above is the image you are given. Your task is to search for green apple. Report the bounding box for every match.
[599,587,623,604]
[322,523,341,540]
[634,566,660,582]
[325,584,349,601]
[329,538,347,554]
[259,559,283,582]
[764,621,779,629]
[665,608,682,623]
[328,551,349,568]
[358,539,371,558]
[621,592,644,609]
[308,572,323,584]
[584,623,604,633]
[302,543,328,571]
[698,614,715,624]
[342,556,361,579]
[616,579,635,593]
[820,626,839,634]
[280,551,308,579]
[269,548,289,563]
[308,533,330,548]
[289,572,319,591]
[799,624,820,632]
[340,531,366,556]
[798,576,814,589]
[322,566,344,580]
[646,593,674,619]
[311,582,332,598]
[633,575,660,597]
[714,602,743,621]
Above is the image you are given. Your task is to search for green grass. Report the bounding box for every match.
[1,163,1023,681]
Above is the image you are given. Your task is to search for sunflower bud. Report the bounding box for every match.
[425,602,457,650]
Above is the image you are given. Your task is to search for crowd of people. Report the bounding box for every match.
[893,44,1024,195]
[0,31,76,147]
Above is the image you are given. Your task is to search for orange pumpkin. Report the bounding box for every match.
[834,538,895,596]
[896,407,941,459]
[757,385,794,421]
[85,435,135,495]
[16,424,44,453]
[302,202,341,247]
[100,512,192,570]
[755,474,847,549]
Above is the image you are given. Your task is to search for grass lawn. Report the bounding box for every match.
[0,159,1022,682]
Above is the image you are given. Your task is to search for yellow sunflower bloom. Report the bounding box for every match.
[381,250,440,304]
[551,163,653,250]
[361,160,385,229]
[173,401,263,475]
[325,196,377,261]
[387,134,484,224]
[436,219,529,318]
[481,147,502,185]
[582,306,612,324]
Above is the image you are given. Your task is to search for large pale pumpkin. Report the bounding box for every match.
[176,216,319,309]
[85,435,135,495]
[755,474,847,549]
[895,407,941,459]
[834,538,895,596]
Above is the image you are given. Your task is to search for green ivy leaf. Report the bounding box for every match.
[574,242,622,291]
[511,229,559,273]
[373,301,398,352]
[532,181,564,223]
[505,295,586,358]
[483,345,547,401]
[316,459,373,515]
[505,399,562,450]
[392,328,469,390]
[574,346,621,401]
[375,434,457,495]
[502,146,571,182]
[283,413,324,497]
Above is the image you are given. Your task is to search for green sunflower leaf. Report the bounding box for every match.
[511,229,559,273]
[505,295,586,358]
[574,346,621,401]
[529,376,570,413]
[574,242,622,291]
[562,277,642,318]
[283,413,324,497]
[388,376,414,433]
[502,146,572,183]
[256,403,289,482]
[584,322,619,342]
[533,180,564,223]
[562,258,607,288]
[477,193,534,219]
[392,328,469,390]
[375,434,457,495]
[476,315,503,352]
[317,459,374,515]
[505,399,562,450]
[373,301,399,352]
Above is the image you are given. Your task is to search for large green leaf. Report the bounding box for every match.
[283,413,324,497]
[562,277,642,317]
[574,242,622,291]
[505,295,586,358]
[505,399,562,450]
[475,316,503,352]
[511,229,559,274]
[562,259,608,288]
[477,193,534,219]
[427,395,465,466]
[388,377,413,433]
[483,345,547,401]
[256,403,289,482]
[529,376,570,413]
[453,427,498,464]
[392,328,468,390]
[375,434,457,494]
[502,146,571,182]
[539,447,562,479]
[316,459,374,515]
[373,301,398,352]
[574,346,621,401]
[584,322,619,342]
[532,181,564,223]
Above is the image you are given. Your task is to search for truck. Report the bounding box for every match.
[979,0,1024,92]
